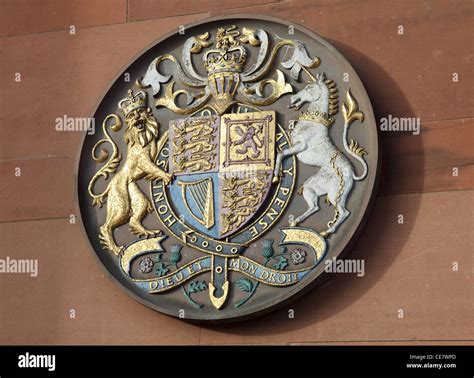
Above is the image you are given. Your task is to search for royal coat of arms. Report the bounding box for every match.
[78,16,378,320]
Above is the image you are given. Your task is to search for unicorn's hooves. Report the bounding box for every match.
[289,221,298,227]
[272,175,279,184]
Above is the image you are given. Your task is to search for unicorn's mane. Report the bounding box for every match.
[324,79,338,117]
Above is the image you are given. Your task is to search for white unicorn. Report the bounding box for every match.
[273,72,368,235]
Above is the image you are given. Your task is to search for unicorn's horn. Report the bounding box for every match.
[301,65,316,82]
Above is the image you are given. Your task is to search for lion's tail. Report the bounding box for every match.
[342,89,368,182]
[88,114,123,207]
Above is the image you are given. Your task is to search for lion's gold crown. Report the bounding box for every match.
[119,89,147,117]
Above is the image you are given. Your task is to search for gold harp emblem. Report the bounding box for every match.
[178,178,215,229]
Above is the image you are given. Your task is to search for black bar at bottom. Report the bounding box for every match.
[0,345,472,377]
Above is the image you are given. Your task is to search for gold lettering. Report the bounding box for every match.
[229,259,239,269]
[274,197,285,207]
[277,274,287,284]
[248,264,257,275]
[267,207,279,220]
[269,272,276,282]
[260,270,269,280]
[149,281,159,290]
[163,214,176,226]
[157,160,166,168]
[153,191,164,202]
[278,141,288,149]
[249,226,258,237]
[187,265,195,275]
[258,218,268,229]
[241,260,249,271]
[280,187,290,196]
[283,167,294,176]
[166,277,173,286]
[157,205,168,215]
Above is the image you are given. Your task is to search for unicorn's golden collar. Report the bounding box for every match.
[298,110,334,127]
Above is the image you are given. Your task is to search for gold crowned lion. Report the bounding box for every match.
[88,89,172,255]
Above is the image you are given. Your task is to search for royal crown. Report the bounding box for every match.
[202,26,248,114]
[203,26,247,75]
[118,89,147,117]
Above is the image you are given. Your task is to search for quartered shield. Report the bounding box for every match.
[167,112,275,239]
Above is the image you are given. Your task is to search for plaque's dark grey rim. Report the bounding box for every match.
[74,14,380,323]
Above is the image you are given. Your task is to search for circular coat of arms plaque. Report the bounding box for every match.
[77,15,379,321]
